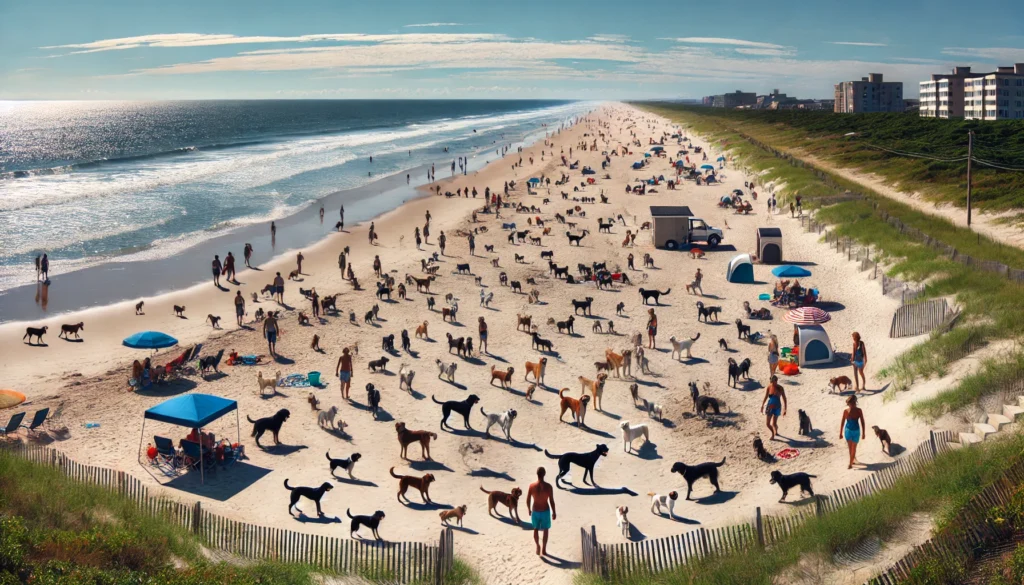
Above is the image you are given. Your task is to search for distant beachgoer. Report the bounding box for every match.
[244,243,253,268]
[767,334,780,377]
[407,174,410,184]
[425,210,432,224]
[263,311,279,356]
[340,205,345,221]
[311,288,320,319]
[234,290,245,326]
[40,254,49,281]
[478,317,488,354]
[415,227,422,249]
[336,347,353,400]
[852,332,867,392]
[761,375,786,440]
[627,253,634,270]
[526,467,556,556]
[319,206,324,222]
[796,195,803,216]
[840,395,865,469]
[212,255,222,287]
[296,251,304,274]
[467,233,475,256]
[647,308,658,350]
[271,222,276,237]
[423,222,430,244]
[273,272,285,304]
[338,252,346,277]
[373,255,382,278]
[438,231,446,255]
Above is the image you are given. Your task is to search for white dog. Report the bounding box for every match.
[317,405,340,430]
[619,421,650,452]
[399,364,415,393]
[649,491,678,517]
[480,407,517,441]
[436,359,458,382]
[669,334,701,360]
[615,506,631,538]
[257,370,281,395]
[642,399,664,421]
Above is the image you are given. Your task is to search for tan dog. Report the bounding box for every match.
[390,467,435,503]
[526,383,537,400]
[415,320,429,339]
[517,314,532,332]
[288,269,300,280]
[395,422,437,460]
[524,358,547,385]
[440,505,468,526]
[310,334,321,352]
[490,366,514,389]
[580,373,609,411]
[605,349,629,378]
[307,393,320,410]
[257,371,282,395]
[829,376,852,393]
[689,248,705,260]
[481,486,522,523]
[559,389,589,426]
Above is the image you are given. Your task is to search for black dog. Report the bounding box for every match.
[347,509,385,540]
[375,282,391,300]
[366,384,381,420]
[696,301,721,323]
[456,263,471,274]
[532,332,554,352]
[770,471,816,502]
[798,410,812,436]
[544,444,609,488]
[326,451,362,479]
[727,358,751,388]
[248,409,291,447]
[638,288,671,305]
[401,330,411,352]
[199,348,225,375]
[572,297,594,316]
[753,438,774,462]
[616,302,626,316]
[368,356,390,373]
[382,334,396,353]
[23,326,48,345]
[284,479,333,517]
[718,338,729,351]
[735,319,751,340]
[447,332,465,355]
[432,394,480,431]
[670,458,725,500]
[556,315,575,334]
[689,381,722,417]
[540,250,554,260]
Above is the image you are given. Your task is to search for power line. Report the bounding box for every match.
[858,141,969,163]
[971,157,1024,172]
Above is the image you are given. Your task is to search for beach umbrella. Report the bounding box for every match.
[717,156,726,161]
[123,331,178,349]
[527,177,541,184]
[771,265,812,278]
[733,189,743,195]
[784,307,831,325]
[650,146,664,151]
[675,160,687,167]
[700,164,714,170]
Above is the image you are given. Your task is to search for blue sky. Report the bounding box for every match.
[2,0,1023,100]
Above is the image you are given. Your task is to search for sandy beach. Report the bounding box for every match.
[0,104,957,584]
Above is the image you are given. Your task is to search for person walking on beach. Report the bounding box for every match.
[336,347,353,400]
[244,243,253,268]
[414,227,422,250]
[423,221,430,245]
[40,254,49,282]
[311,288,320,320]
[761,375,787,440]
[224,251,236,283]
[646,308,658,350]
[212,255,223,288]
[438,231,447,255]
[627,253,634,270]
[526,467,556,556]
[767,334,780,377]
[478,317,488,354]
[273,272,285,304]
[852,332,868,392]
[234,290,246,327]
[796,195,803,216]
[338,251,347,278]
[840,395,866,469]
[296,251,304,275]
[263,311,279,357]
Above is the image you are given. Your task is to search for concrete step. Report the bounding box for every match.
[973,423,998,439]
[988,413,1012,430]
[947,441,964,450]
[1003,404,1024,420]
[1017,396,1024,408]
[959,432,983,445]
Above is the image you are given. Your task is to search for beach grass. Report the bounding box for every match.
[639,103,1024,417]
[0,449,478,585]
[572,432,1024,585]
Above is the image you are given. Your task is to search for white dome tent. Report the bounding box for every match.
[726,254,755,283]
[795,325,834,366]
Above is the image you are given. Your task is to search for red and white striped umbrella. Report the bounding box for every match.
[783,307,831,325]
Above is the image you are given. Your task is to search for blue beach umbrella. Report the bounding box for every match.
[123,331,178,349]
[700,164,714,170]
[528,177,541,184]
[650,146,664,151]
[771,265,812,278]
[644,153,651,158]
[675,160,687,167]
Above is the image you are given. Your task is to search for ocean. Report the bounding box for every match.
[0,99,591,293]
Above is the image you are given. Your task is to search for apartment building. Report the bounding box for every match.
[712,90,757,108]
[920,67,987,118]
[964,64,1024,120]
[833,73,905,113]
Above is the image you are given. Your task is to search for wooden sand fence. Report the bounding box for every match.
[888,298,951,338]
[580,431,958,578]
[3,444,454,584]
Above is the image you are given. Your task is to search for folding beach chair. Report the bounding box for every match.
[153,436,182,476]
[21,408,49,438]
[0,412,26,438]
[180,439,216,475]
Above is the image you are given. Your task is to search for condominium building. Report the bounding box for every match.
[711,90,757,108]
[963,64,1024,120]
[833,73,905,113]
[919,67,988,118]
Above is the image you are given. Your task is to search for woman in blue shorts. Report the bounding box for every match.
[839,395,865,469]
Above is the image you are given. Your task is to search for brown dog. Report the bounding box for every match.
[311,334,322,352]
[872,426,892,454]
[524,358,547,385]
[829,376,852,393]
[689,249,705,260]
[579,373,609,411]
[481,486,522,523]
[526,383,537,400]
[391,467,435,503]
[439,505,468,526]
[415,320,429,339]
[490,366,514,389]
[517,314,532,332]
[605,349,628,378]
[395,422,437,461]
[559,388,589,426]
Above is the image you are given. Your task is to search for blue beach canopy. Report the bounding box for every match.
[700,164,714,170]
[528,177,541,184]
[650,146,664,151]
[123,331,178,349]
[145,394,238,428]
[772,265,812,278]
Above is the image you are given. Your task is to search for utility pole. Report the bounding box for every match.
[967,130,974,228]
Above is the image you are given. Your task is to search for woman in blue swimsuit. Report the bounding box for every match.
[851,332,868,392]
[760,375,787,440]
[839,395,866,469]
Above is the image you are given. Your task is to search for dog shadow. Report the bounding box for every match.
[887,443,905,456]
[446,427,486,440]
[322,427,352,442]
[403,500,452,512]
[294,513,342,524]
[578,425,614,439]
[778,435,832,449]
[331,476,378,487]
[469,468,515,481]
[405,389,426,400]
[490,513,527,529]
[596,410,621,421]
[691,490,738,505]
[448,525,480,535]
[409,460,453,472]
[60,337,85,343]
[261,443,308,455]
[273,355,296,365]
[633,442,662,460]
[24,341,49,347]
[699,293,724,300]
[405,349,420,359]
[565,484,638,497]
[633,378,665,389]
[625,523,647,541]
[656,511,701,525]
[462,356,486,366]
[679,357,709,366]
[200,371,229,382]
[488,354,509,363]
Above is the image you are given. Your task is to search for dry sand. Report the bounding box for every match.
[0,104,955,584]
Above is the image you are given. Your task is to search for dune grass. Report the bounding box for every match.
[0,449,479,585]
[573,432,1024,585]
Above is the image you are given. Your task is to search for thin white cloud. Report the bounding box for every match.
[670,37,785,50]
[735,48,795,57]
[588,34,631,44]
[941,46,1024,61]
[403,23,464,28]
[830,41,888,47]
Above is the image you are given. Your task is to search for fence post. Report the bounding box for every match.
[699,527,710,557]
[755,507,764,548]
[815,497,823,517]
[191,501,202,534]
[929,430,937,457]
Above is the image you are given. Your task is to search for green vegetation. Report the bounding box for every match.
[0,450,480,585]
[909,352,1024,420]
[573,433,1024,585]
[638,103,1024,412]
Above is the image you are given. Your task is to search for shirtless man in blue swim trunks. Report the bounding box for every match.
[526,467,557,556]
[760,375,787,440]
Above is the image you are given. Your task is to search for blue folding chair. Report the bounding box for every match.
[1,412,26,438]
[153,436,182,476]
[180,440,216,475]
[21,408,49,438]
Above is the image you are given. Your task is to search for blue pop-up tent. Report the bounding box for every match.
[138,393,239,483]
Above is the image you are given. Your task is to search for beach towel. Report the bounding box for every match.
[776,448,799,460]
[278,373,326,388]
